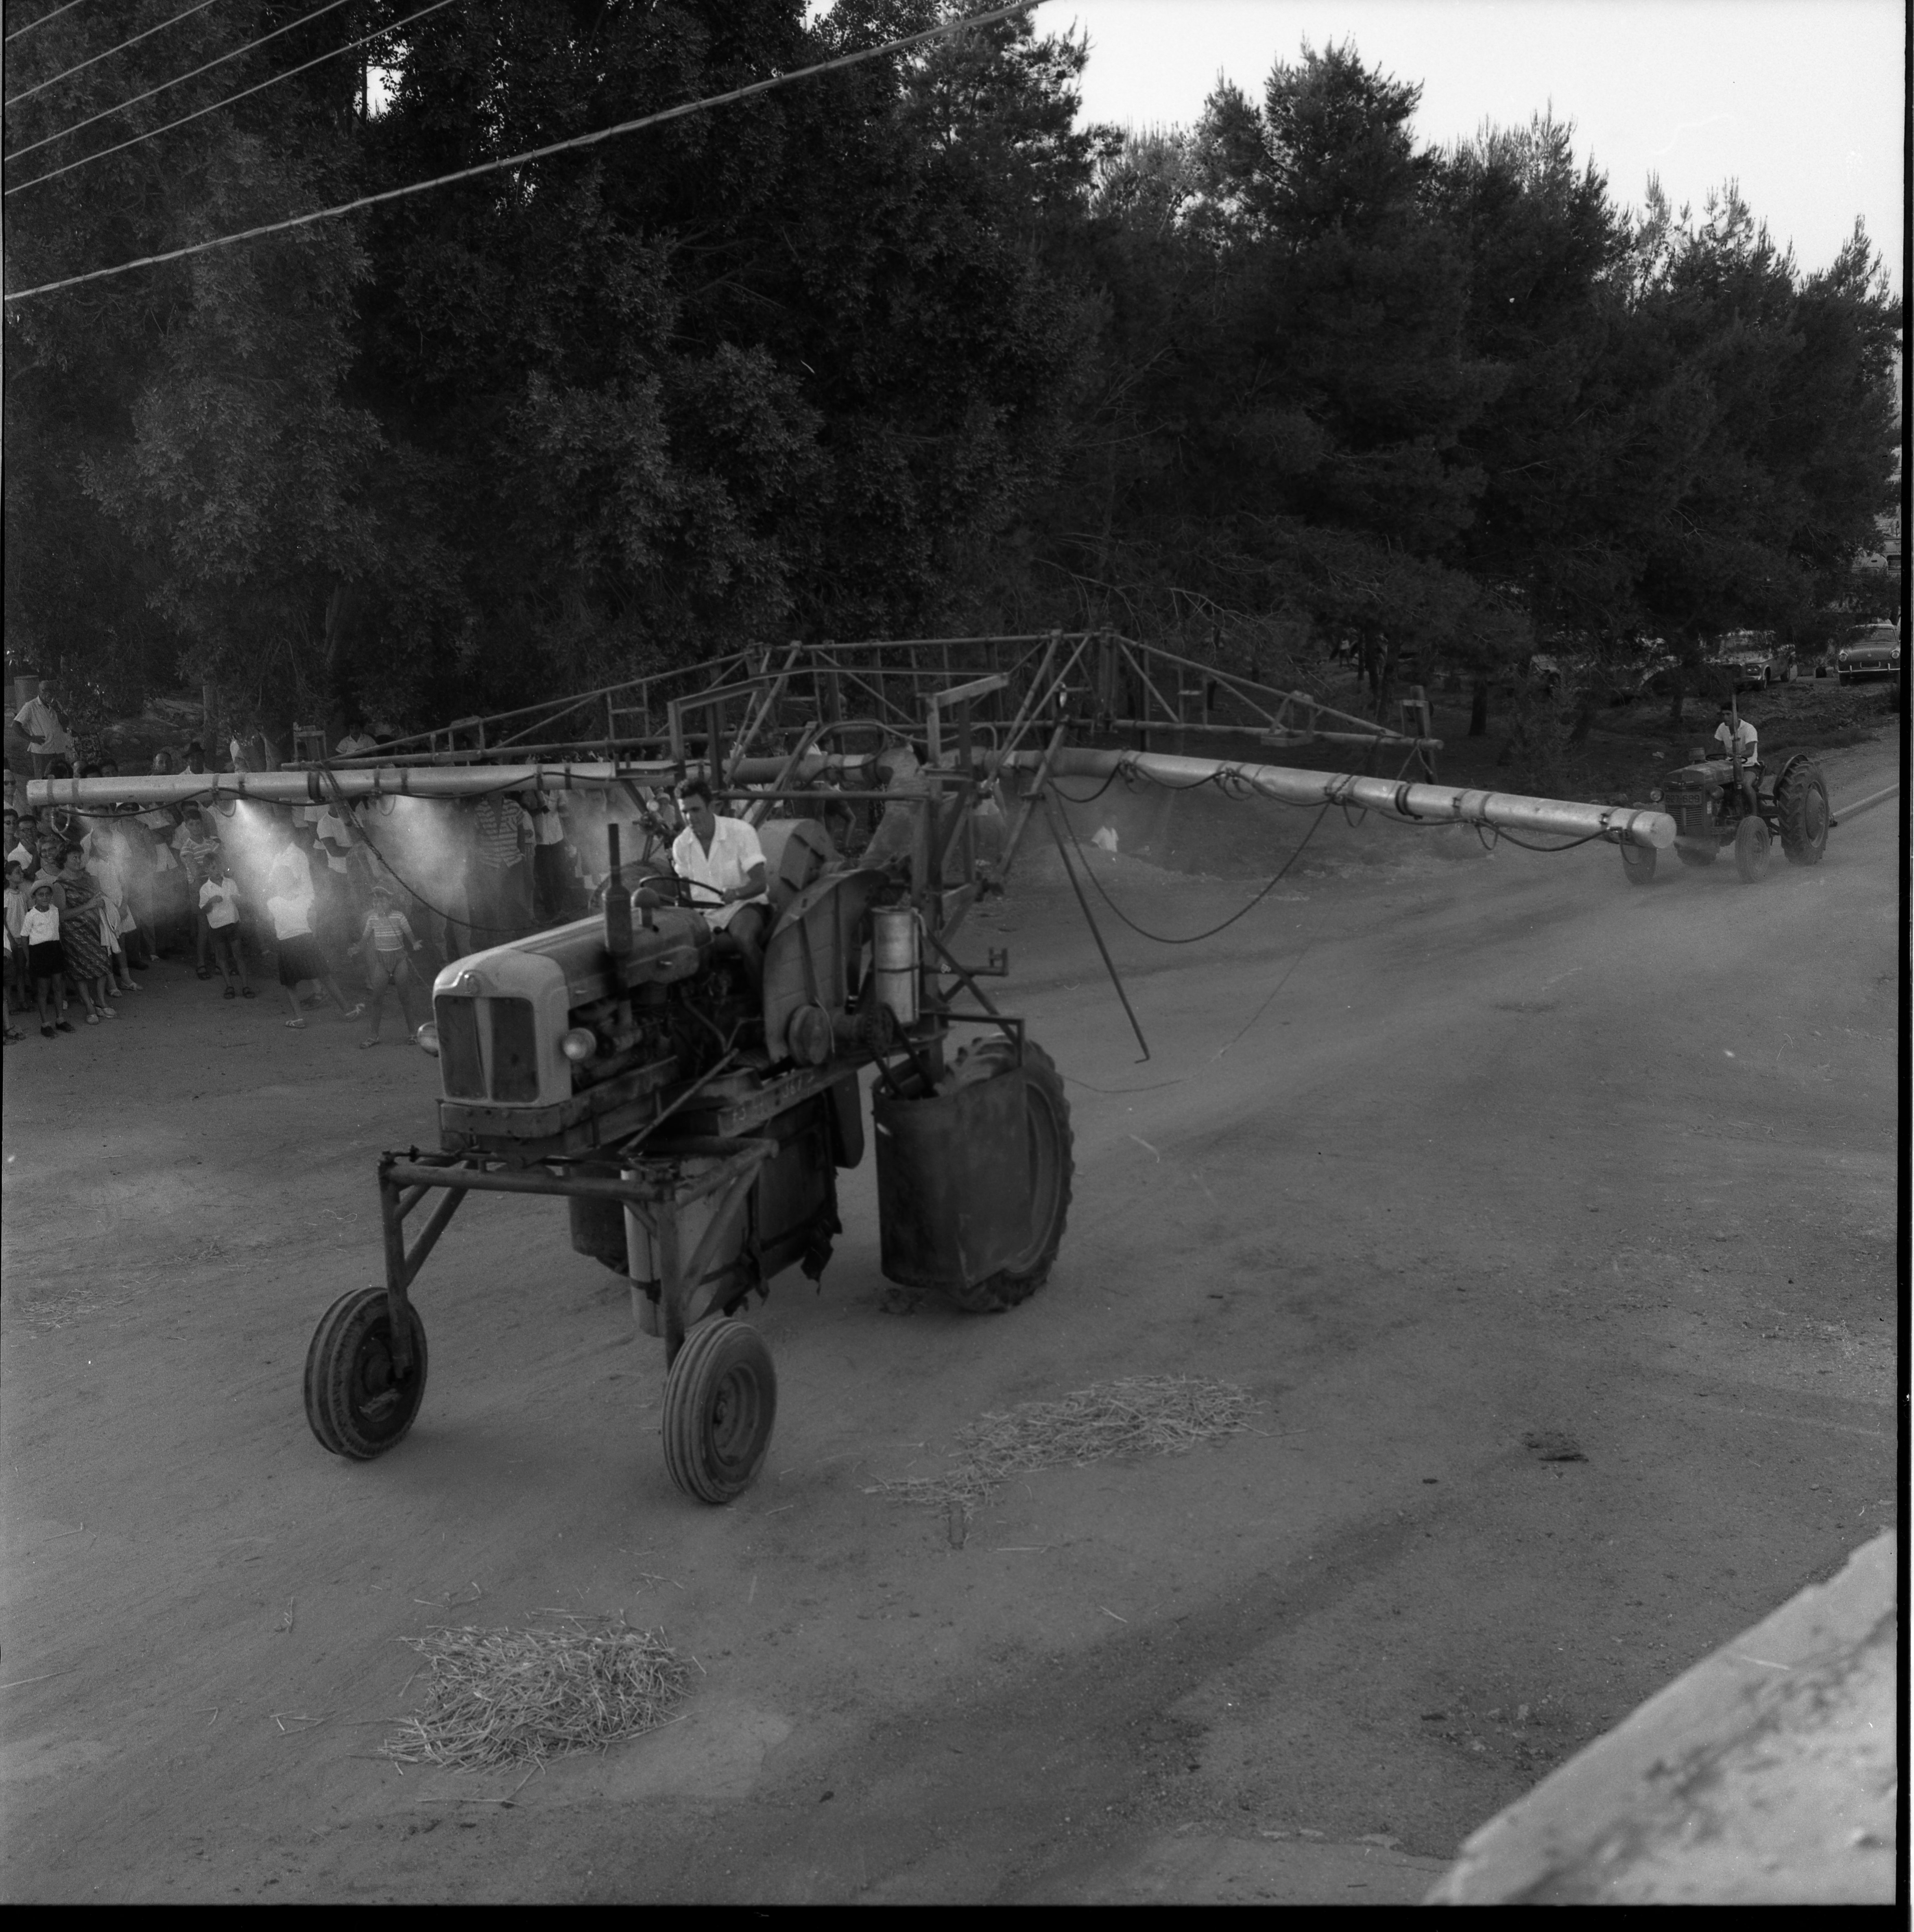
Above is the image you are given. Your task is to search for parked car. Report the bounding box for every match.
[1715,631,1794,690]
[1829,622,1901,683]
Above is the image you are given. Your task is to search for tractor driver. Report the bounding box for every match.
[668,777,770,995]
[1714,702,1761,814]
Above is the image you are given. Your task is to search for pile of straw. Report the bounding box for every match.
[869,1374,1255,1516]
[382,1615,687,1771]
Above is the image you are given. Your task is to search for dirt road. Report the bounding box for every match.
[2,735,1897,1904]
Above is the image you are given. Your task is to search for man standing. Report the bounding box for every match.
[528,792,575,923]
[668,777,770,994]
[14,679,74,777]
[467,791,530,948]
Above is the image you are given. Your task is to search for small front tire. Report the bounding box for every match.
[1733,815,1772,883]
[1619,842,1658,886]
[305,1286,428,1459]
[661,1319,777,1504]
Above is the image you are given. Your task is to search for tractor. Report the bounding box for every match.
[1619,739,1830,886]
[298,701,1074,1505]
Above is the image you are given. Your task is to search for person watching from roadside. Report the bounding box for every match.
[15,679,74,778]
[87,834,142,997]
[183,741,209,777]
[57,843,115,1023]
[4,862,30,1019]
[265,822,360,1028]
[173,805,225,978]
[467,790,532,948]
[199,856,255,1000]
[353,883,423,1047]
[23,880,72,1035]
[11,814,45,875]
[668,776,770,996]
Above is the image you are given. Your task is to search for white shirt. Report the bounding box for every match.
[22,904,61,945]
[531,799,567,846]
[336,732,376,758]
[199,878,241,928]
[265,846,315,939]
[1713,718,1759,762]
[14,697,73,757]
[671,816,767,931]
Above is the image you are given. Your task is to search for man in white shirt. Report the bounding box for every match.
[14,680,74,777]
[1713,702,1761,812]
[667,777,770,992]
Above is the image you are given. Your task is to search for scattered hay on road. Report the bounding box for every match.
[869,1374,1256,1517]
[382,1615,687,1771]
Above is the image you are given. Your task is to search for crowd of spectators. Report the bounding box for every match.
[4,734,600,1049]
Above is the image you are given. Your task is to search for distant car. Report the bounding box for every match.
[1832,622,1901,684]
[1715,631,1794,690]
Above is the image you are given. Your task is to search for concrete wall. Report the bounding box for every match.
[1427,1533,1897,1904]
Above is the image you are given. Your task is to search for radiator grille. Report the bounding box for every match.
[489,997,540,1102]
[435,994,485,1099]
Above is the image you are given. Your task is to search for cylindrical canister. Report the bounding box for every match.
[872,906,919,1026]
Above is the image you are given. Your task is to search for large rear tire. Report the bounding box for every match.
[661,1319,776,1504]
[938,1039,1074,1314]
[1774,757,1830,865]
[305,1286,428,1459]
[1733,814,1772,882]
[1619,842,1658,886]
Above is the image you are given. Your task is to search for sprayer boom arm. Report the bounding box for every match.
[1002,748,1676,849]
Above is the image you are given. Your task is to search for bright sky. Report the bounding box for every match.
[1050,0,1905,290]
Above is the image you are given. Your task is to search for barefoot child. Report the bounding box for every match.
[353,883,423,1046]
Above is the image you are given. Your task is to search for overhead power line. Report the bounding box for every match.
[5,0,98,44]
[7,0,454,194]
[3,0,1037,302]
[6,0,225,108]
[5,0,355,167]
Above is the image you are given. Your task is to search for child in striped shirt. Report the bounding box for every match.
[354,884,423,1048]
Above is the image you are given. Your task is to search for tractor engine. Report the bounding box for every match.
[1659,757,1733,840]
[426,905,723,1158]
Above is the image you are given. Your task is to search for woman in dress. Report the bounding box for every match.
[55,843,115,1022]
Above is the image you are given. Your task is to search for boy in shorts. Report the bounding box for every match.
[22,880,73,1036]
[198,856,256,998]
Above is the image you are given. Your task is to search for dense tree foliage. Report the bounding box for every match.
[4,7,1900,748]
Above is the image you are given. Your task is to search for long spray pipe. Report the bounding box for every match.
[24,756,873,811]
[28,747,1678,848]
[998,747,1679,849]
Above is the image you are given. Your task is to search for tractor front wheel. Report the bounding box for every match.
[661,1319,777,1504]
[1734,815,1772,882]
[1619,842,1658,886]
[305,1286,428,1459]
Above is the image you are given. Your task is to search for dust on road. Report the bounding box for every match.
[2,736,1897,1904]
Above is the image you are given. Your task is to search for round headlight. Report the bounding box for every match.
[561,1026,598,1064]
[415,1022,440,1057]
[1648,788,1662,803]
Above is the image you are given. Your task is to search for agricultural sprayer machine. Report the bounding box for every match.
[33,631,1691,1503]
